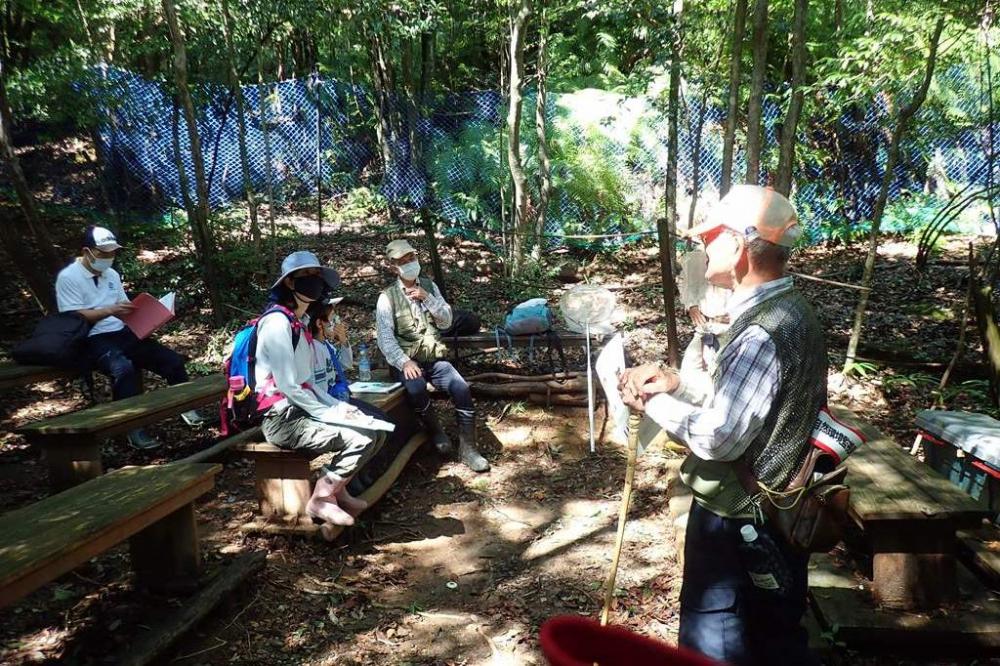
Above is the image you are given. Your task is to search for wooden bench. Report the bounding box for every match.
[440,330,605,350]
[832,407,991,610]
[17,374,226,491]
[0,361,77,391]
[0,463,220,608]
[234,386,425,539]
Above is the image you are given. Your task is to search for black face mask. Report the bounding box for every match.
[293,274,325,302]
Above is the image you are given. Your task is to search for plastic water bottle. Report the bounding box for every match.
[358,343,372,381]
[738,524,790,593]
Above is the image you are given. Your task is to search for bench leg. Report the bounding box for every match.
[40,437,103,492]
[130,503,201,595]
[870,522,956,610]
[256,458,312,521]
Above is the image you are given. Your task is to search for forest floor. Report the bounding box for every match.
[0,137,998,665]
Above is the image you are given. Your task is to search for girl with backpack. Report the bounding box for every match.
[255,251,386,527]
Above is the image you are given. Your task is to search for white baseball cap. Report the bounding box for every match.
[84,226,123,251]
[686,185,801,248]
[272,250,341,289]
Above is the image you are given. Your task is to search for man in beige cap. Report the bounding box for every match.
[619,185,824,665]
[375,239,489,472]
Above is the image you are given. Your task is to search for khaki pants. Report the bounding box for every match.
[262,405,385,478]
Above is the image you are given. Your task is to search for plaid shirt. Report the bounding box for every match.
[645,277,795,462]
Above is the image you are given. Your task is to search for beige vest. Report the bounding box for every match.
[383,278,449,363]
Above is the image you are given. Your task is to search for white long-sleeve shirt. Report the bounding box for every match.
[254,311,343,419]
[375,279,452,370]
[644,277,794,462]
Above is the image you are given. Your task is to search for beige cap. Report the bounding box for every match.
[385,239,418,260]
[686,185,801,247]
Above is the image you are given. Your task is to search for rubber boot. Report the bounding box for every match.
[458,420,489,473]
[419,404,453,454]
[335,482,368,517]
[306,474,355,526]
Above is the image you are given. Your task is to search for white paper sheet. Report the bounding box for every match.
[595,333,628,444]
[159,292,176,313]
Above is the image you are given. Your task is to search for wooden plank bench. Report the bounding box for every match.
[234,386,425,539]
[440,330,605,350]
[0,463,221,608]
[0,361,77,391]
[17,374,226,491]
[831,407,992,609]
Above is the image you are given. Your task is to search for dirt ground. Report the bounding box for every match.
[2,138,999,664]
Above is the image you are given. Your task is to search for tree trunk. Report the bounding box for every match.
[532,5,553,258]
[420,207,448,301]
[506,0,531,269]
[687,18,728,229]
[843,16,945,373]
[744,0,768,185]
[0,60,61,276]
[720,0,749,196]
[659,0,683,368]
[775,0,808,196]
[162,0,223,324]
[221,0,261,251]
[256,60,277,248]
[971,249,1000,408]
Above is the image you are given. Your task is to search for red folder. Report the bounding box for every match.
[121,293,174,339]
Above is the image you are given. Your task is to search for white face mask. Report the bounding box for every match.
[86,249,113,273]
[398,260,421,281]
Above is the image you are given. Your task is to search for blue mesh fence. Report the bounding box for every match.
[83,64,998,246]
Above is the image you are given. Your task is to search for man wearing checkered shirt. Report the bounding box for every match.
[620,185,826,666]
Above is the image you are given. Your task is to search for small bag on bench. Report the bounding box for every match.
[735,406,865,553]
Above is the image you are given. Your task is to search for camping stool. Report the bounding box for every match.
[539,616,726,666]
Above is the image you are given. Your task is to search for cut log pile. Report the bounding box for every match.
[466,372,593,406]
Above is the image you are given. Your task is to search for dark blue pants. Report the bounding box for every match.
[86,328,188,400]
[391,359,474,426]
[679,501,817,666]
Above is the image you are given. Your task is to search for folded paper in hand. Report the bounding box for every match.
[121,292,176,339]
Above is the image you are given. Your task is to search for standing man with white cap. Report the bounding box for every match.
[375,239,489,472]
[55,225,206,450]
[620,185,825,665]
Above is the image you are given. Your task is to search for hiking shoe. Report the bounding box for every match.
[127,429,159,450]
[180,409,210,427]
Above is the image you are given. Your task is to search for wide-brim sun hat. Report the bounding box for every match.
[273,250,341,289]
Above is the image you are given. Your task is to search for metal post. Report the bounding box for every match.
[586,322,595,453]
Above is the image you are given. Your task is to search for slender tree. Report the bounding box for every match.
[720,0,749,196]
[775,0,808,195]
[506,0,531,268]
[659,0,683,368]
[221,0,261,251]
[532,3,553,258]
[844,15,946,373]
[0,59,61,277]
[744,0,768,184]
[162,0,223,323]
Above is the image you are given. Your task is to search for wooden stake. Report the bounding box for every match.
[601,411,642,626]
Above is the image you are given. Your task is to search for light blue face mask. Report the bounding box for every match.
[87,249,113,273]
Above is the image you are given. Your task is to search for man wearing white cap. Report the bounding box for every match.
[55,226,206,450]
[619,185,824,665]
[375,239,489,472]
